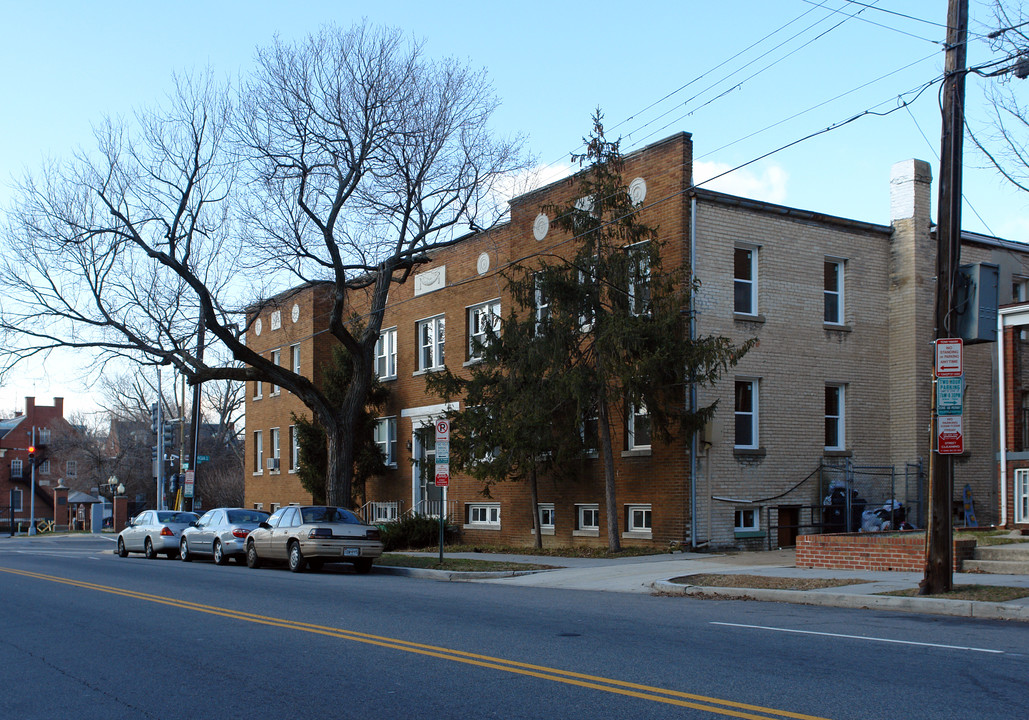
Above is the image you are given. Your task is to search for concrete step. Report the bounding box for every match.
[961,559,1029,575]
[973,543,1029,562]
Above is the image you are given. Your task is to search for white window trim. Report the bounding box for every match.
[289,425,299,473]
[735,507,761,533]
[66,460,77,477]
[290,344,301,376]
[376,327,398,380]
[627,241,651,317]
[269,427,281,473]
[624,504,653,539]
[824,257,845,326]
[11,487,23,512]
[734,378,760,450]
[627,402,651,451]
[1015,468,1029,525]
[534,273,550,331]
[573,503,600,537]
[536,503,555,536]
[467,299,501,362]
[825,384,846,451]
[416,315,446,372]
[253,380,263,400]
[269,349,281,396]
[375,416,398,467]
[10,459,23,479]
[464,502,501,530]
[39,459,50,475]
[253,430,264,475]
[734,245,759,316]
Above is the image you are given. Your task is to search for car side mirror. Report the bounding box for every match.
[189,521,198,527]
[259,521,272,530]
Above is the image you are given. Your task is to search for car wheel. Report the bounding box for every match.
[213,540,228,566]
[353,558,373,575]
[246,541,261,569]
[287,541,306,573]
[180,537,192,562]
[144,538,157,559]
[117,537,128,558]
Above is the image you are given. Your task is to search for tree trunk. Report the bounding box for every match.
[597,395,620,552]
[529,465,542,550]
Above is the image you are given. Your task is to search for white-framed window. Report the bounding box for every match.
[538,503,555,533]
[253,379,263,400]
[290,344,301,376]
[375,327,397,380]
[66,460,77,477]
[825,384,845,451]
[627,403,651,450]
[1014,275,1029,302]
[253,430,264,475]
[735,379,759,449]
[1015,468,1029,524]
[11,459,23,479]
[466,503,501,528]
[269,349,281,396]
[11,488,22,512]
[626,504,652,535]
[253,502,264,511]
[534,273,550,331]
[581,401,599,454]
[734,246,757,315]
[269,428,280,472]
[289,425,299,472]
[374,416,398,466]
[824,259,844,325]
[39,459,50,475]
[575,504,600,536]
[735,508,760,533]
[467,299,501,361]
[417,315,445,371]
[627,241,651,316]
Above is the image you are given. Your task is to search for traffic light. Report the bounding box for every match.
[28,445,35,461]
[163,420,175,447]
[151,445,158,461]
[150,403,159,434]
[168,473,179,494]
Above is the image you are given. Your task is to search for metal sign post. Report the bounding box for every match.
[434,419,450,563]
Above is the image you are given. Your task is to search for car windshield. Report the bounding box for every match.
[301,507,360,524]
[227,510,268,524]
[157,512,197,524]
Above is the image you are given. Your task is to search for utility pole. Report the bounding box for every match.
[922,0,968,596]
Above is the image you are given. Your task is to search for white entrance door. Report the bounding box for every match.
[401,403,455,517]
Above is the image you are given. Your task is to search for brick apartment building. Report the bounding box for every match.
[243,131,1029,550]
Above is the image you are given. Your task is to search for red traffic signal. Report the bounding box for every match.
[27,445,36,458]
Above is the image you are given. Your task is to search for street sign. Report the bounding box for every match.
[936,376,964,416]
[197,455,209,463]
[435,419,450,441]
[935,338,963,377]
[183,470,195,498]
[435,440,450,464]
[434,465,450,487]
[938,415,964,454]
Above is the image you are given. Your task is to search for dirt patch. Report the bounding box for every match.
[669,573,860,592]
[880,585,1029,602]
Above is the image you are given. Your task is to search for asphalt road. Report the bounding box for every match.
[1,535,1026,720]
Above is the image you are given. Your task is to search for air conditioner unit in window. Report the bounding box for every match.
[266,458,280,471]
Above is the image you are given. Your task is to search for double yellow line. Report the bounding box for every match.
[1,567,829,720]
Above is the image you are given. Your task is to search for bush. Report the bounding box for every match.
[379,514,461,551]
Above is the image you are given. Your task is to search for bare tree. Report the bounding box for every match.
[0,23,525,508]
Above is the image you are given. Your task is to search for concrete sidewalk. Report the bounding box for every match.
[379,549,1029,621]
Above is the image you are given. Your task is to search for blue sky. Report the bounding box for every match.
[2,0,1027,415]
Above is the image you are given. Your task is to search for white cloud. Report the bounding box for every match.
[694,161,789,204]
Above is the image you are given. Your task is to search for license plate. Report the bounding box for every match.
[343,547,359,557]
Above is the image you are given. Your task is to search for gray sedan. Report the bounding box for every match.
[117,510,199,559]
[179,508,270,565]
[245,505,383,573]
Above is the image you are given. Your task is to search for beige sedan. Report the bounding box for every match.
[245,505,383,573]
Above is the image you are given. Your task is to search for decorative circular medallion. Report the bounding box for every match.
[629,177,647,205]
[477,252,490,275]
[533,213,549,241]
[254,318,262,336]
[291,303,300,323]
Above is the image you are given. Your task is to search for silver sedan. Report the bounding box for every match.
[117,510,199,559]
[245,505,383,573]
[179,508,270,565]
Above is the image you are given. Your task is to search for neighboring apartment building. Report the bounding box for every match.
[0,397,79,531]
[243,131,1029,549]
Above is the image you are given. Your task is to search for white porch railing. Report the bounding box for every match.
[360,501,402,524]
[406,499,456,520]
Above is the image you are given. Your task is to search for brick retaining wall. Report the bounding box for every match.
[796,532,976,572]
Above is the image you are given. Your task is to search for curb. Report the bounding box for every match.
[374,565,548,581]
[651,580,1029,622]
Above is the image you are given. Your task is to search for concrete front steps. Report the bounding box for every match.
[962,542,1029,574]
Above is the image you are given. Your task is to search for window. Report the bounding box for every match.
[735,508,760,533]
[538,503,555,532]
[253,502,264,511]
[270,349,281,396]
[253,379,262,400]
[627,403,651,450]
[534,273,550,331]
[577,504,600,531]
[1014,275,1029,302]
[581,401,599,454]
[1016,468,1029,524]
[374,417,398,466]
[735,379,758,448]
[417,315,445,371]
[824,259,844,325]
[253,430,264,474]
[289,425,299,471]
[626,504,652,535]
[290,344,301,376]
[467,300,501,360]
[825,385,845,451]
[375,327,397,380]
[11,488,22,512]
[627,241,651,316]
[466,503,500,527]
[11,459,22,479]
[39,459,50,475]
[66,460,77,477]
[734,246,757,315]
[269,428,280,472]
